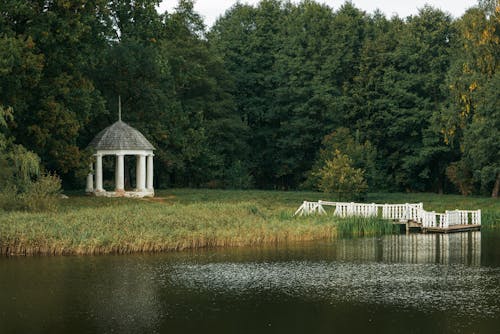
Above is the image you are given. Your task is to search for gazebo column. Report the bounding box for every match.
[115,154,125,193]
[95,154,104,192]
[146,154,154,191]
[136,154,146,191]
[85,163,94,193]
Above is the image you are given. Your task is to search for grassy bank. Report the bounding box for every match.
[0,189,498,256]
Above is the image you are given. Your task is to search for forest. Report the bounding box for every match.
[0,0,499,197]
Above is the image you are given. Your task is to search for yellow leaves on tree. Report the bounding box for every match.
[314,150,368,200]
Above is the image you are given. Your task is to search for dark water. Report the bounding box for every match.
[1,231,500,333]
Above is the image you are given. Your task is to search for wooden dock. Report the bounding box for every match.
[396,221,481,234]
[295,201,482,234]
[421,224,481,234]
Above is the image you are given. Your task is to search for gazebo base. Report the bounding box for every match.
[90,190,154,198]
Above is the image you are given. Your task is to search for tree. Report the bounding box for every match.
[210,0,285,188]
[0,0,111,185]
[272,1,364,188]
[348,7,454,192]
[93,0,249,188]
[442,1,500,196]
[305,127,377,189]
[0,106,39,190]
[0,106,61,212]
[314,150,368,201]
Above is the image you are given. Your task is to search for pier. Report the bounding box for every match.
[294,201,481,233]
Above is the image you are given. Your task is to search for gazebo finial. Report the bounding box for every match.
[118,95,122,121]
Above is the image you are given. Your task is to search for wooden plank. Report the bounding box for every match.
[422,224,481,234]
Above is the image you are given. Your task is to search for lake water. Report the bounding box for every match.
[1,231,500,333]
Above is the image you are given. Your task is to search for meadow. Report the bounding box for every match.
[0,189,498,256]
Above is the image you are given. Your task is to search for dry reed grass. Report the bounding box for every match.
[0,198,336,256]
[1,189,498,256]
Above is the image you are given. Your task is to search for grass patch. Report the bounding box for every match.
[0,189,498,256]
[336,217,400,238]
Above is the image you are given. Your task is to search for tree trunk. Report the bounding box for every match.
[437,173,444,195]
[492,173,500,198]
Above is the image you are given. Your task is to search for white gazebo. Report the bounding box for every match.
[85,110,155,198]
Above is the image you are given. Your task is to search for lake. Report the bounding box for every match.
[1,231,499,333]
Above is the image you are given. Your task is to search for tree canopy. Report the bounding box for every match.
[0,0,498,197]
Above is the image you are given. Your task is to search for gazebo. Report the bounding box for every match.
[85,109,155,198]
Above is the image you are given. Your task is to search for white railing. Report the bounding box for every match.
[294,200,481,229]
[294,201,326,216]
[381,203,423,221]
[329,202,378,218]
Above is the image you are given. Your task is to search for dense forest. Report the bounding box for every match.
[0,0,498,197]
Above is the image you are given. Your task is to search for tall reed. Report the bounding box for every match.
[335,216,399,237]
[1,189,497,256]
[0,200,337,256]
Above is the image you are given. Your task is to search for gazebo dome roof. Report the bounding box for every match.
[89,120,155,151]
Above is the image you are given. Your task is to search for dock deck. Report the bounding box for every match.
[421,224,481,234]
[295,201,482,234]
[396,220,481,233]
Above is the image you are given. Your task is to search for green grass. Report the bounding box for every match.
[336,217,400,237]
[0,189,498,256]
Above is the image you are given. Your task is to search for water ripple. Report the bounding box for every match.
[169,261,500,318]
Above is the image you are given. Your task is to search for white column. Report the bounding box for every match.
[115,154,125,192]
[136,154,146,191]
[147,154,154,191]
[95,154,103,192]
[85,163,94,193]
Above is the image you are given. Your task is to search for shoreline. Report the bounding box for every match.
[1,189,497,257]
[0,231,337,257]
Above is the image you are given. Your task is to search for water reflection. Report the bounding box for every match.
[335,231,481,265]
[93,262,162,333]
[0,231,499,334]
[165,231,499,323]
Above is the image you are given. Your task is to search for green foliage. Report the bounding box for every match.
[0,105,61,212]
[19,173,61,212]
[336,217,399,237]
[1,144,40,191]
[1,189,497,255]
[305,128,377,189]
[446,161,475,195]
[0,107,40,192]
[0,0,497,196]
[348,7,454,192]
[224,160,254,189]
[314,150,368,201]
[439,3,500,197]
[1,173,61,212]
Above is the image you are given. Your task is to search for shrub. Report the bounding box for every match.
[20,173,62,212]
[304,127,378,190]
[0,186,21,211]
[315,150,368,201]
[0,173,61,212]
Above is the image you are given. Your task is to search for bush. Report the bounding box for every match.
[0,186,20,211]
[304,128,378,190]
[0,173,61,212]
[314,150,368,201]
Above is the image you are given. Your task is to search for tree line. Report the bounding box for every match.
[0,0,498,197]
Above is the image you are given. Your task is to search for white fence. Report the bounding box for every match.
[294,200,481,228]
[293,201,326,216]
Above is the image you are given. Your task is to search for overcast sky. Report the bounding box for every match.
[158,1,477,27]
